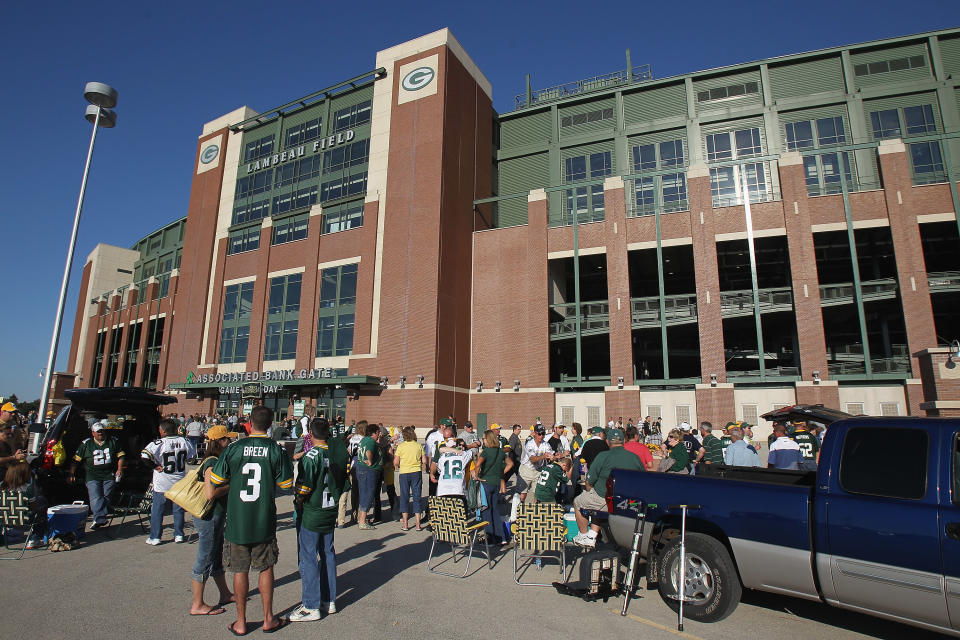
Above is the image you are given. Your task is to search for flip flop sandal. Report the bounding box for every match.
[262,618,290,633]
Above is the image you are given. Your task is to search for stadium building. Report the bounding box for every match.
[64,27,960,434]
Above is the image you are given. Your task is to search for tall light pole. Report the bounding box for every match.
[36,82,118,429]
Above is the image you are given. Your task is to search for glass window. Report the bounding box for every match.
[840,427,927,499]
[870,109,901,139]
[316,264,358,357]
[264,274,301,361]
[628,138,688,216]
[705,127,768,206]
[332,100,372,133]
[272,213,309,245]
[227,227,260,255]
[785,121,814,150]
[243,135,275,163]
[904,104,937,135]
[816,117,846,146]
[284,117,321,149]
[322,200,364,234]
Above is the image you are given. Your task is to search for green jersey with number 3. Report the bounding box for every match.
[209,434,293,544]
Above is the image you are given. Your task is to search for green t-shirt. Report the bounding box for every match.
[478,446,505,485]
[74,437,124,481]
[357,436,382,470]
[571,435,584,454]
[586,447,644,497]
[720,435,733,455]
[534,462,570,503]
[209,434,293,544]
[792,430,820,460]
[667,443,689,472]
[200,457,227,519]
[701,434,724,464]
[295,441,351,533]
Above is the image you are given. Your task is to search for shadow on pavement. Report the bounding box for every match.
[739,589,947,639]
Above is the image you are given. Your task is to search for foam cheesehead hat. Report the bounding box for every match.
[206,425,238,440]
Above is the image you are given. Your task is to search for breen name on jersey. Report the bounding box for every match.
[243,445,270,457]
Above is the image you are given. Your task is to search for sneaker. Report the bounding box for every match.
[25,539,43,550]
[573,532,596,548]
[174,535,185,543]
[323,602,336,615]
[287,606,321,622]
[145,538,161,546]
[358,523,377,530]
[90,521,107,530]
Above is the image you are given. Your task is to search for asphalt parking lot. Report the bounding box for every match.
[0,494,948,640]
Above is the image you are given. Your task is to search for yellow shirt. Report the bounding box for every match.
[394,441,424,474]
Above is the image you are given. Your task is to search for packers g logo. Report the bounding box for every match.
[401,67,435,92]
[200,144,219,164]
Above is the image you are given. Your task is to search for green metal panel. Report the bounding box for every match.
[863,92,942,139]
[852,42,931,88]
[622,83,686,125]
[694,69,762,112]
[558,98,616,138]
[280,102,326,131]
[941,35,960,75]
[768,56,844,101]
[500,109,553,149]
[496,152,550,227]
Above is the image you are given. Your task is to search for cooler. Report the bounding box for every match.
[47,502,88,538]
[563,512,579,541]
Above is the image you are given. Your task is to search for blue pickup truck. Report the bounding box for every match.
[606,406,960,637]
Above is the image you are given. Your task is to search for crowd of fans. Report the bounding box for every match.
[0,400,828,629]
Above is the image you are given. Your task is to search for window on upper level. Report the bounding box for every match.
[243,135,275,163]
[284,118,322,149]
[332,101,371,133]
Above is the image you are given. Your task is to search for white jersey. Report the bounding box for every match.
[141,436,196,493]
[425,430,445,460]
[435,451,473,497]
[521,439,552,470]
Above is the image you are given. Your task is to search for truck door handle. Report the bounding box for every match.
[946,523,960,540]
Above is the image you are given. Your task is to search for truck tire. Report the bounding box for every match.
[656,533,742,623]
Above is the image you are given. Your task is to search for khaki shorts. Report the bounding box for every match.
[223,538,279,573]
[573,487,607,512]
[517,465,539,495]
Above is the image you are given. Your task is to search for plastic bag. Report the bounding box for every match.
[52,439,66,467]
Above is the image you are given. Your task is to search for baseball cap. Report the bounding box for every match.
[608,428,625,443]
[91,423,104,432]
[1,402,16,413]
[206,425,238,440]
[533,425,546,435]
[489,423,501,430]
[589,426,605,435]
[553,422,565,429]
[680,422,691,431]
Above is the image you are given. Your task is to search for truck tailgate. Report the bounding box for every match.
[609,469,821,601]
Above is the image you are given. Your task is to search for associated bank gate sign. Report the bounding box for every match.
[186,367,337,392]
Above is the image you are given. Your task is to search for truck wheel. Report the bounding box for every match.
[656,533,742,623]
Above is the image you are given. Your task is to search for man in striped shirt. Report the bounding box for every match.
[696,421,725,467]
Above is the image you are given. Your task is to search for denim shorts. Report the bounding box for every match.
[357,465,378,512]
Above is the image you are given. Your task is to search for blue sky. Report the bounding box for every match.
[0,0,955,400]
